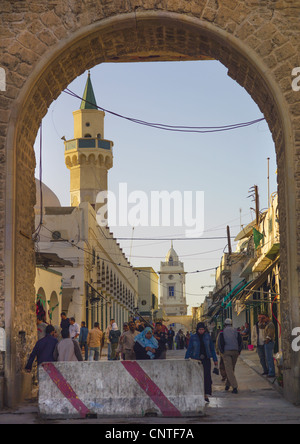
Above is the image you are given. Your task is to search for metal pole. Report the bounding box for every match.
[227,225,232,255]
[255,185,259,227]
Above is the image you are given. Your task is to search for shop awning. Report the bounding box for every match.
[203,281,231,318]
[234,220,256,242]
[236,257,279,304]
[265,243,280,260]
[205,280,247,319]
[211,281,231,302]
[224,280,251,309]
[221,279,247,307]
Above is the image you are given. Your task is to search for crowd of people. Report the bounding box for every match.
[26,314,189,371]
[26,312,276,404]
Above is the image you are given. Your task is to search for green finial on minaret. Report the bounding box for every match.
[80,70,98,110]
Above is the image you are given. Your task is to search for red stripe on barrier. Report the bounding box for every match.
[42,363,90,418]
[121,361,182,417]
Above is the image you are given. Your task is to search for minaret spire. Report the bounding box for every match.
[80,70,98,110]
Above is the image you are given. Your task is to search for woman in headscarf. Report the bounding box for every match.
[134,327,159,360]
[109,322,121,360]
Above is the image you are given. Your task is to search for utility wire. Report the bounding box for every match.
[40,224,217,276]
[109,236,236,241]
[63,87,265,134]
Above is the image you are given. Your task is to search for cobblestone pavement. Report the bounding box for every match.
[1,349,300,424]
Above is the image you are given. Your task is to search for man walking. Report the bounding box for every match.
[116,320,139,360]
[79,321,89,361]
[218,318,243,394]
[37,316,48,340]
[264,314,276,378]
[185,322,218,403]
[53,329,83,362]
[105,318,114,360]
[252,314,268,375]
[25,325,58,372]
[109,323,121,360]
[87,322,103,361]
[60,312,70,337]
[69,317,80,340]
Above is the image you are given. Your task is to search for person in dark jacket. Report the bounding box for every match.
[185,322,218,403]
[217,318,243,394]
[153,322,168,359]
[25,325,58,372]
[167,327,175,350]
[79,321,89,360]
[109,323,121,360]
[60,312,70,337]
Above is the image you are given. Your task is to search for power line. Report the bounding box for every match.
[96,236,237,241]
[63,87,265,134]
[40,224,217,276]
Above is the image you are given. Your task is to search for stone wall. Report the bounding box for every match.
[1,0,300,404]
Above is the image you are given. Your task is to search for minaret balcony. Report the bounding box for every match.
[65,138,113,152]
[161,261,183,268]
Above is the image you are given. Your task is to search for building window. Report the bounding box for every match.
[168,286,175,298]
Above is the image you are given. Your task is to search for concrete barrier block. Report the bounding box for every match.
[38,359,205,419]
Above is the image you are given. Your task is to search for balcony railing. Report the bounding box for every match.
[65,138,113,151]
[161,261,183,267]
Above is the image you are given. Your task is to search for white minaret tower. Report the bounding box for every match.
[159,242,188,316]
[64,71,114,213]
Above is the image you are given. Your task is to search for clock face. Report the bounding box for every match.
[168,275,174,280]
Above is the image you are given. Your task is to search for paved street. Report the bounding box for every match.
[1,349,300,424]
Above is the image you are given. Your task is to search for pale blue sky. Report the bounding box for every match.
[34,60,277,314]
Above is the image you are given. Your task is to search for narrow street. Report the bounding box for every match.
[1,349,300,424]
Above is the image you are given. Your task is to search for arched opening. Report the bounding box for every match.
[4,11,299,405]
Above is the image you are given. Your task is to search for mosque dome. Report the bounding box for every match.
[35,178,61,213]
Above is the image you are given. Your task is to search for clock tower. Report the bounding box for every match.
[159,242,188,316]
[64,71,114,212]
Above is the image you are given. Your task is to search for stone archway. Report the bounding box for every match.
[1,2,300,406]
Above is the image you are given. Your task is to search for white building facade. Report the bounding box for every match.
[159,244,188,317]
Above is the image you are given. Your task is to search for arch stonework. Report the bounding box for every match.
[1,0,300,406]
